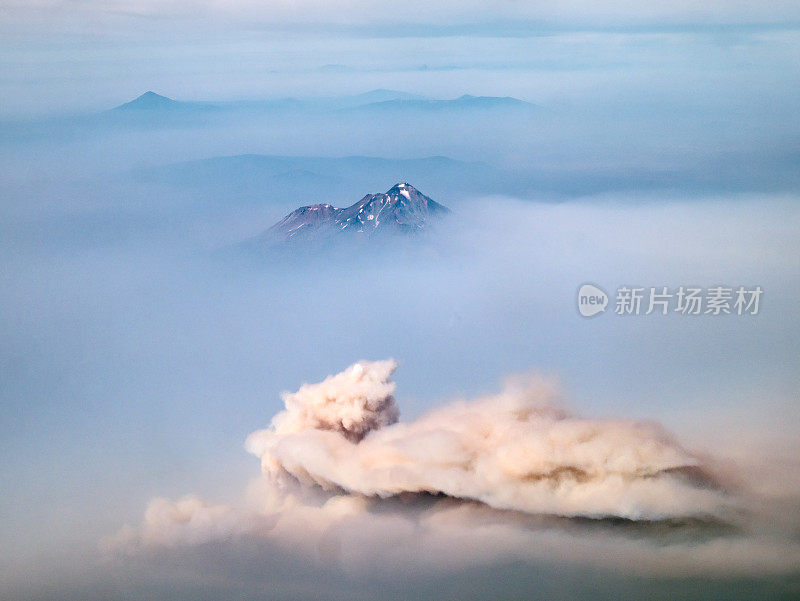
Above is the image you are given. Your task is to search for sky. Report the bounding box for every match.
[1,2,800,600]
[1,1,799,116]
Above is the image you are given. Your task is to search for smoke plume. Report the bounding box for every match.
[245,360,726,521]
[105,361,800,577]
[267,359,400,443]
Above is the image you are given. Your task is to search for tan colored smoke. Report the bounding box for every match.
[245,360,727,520]
[106,361,800,577]
[268,359,399,443]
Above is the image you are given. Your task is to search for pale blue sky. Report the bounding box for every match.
[1,1,800,116]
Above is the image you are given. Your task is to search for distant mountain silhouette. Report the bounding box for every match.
[343,95,534,112]
[112,91,182,111]
[345,89,429,104]
[108,91,529,115]
[134,154,521,205]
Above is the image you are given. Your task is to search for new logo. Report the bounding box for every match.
[577,283,608,317]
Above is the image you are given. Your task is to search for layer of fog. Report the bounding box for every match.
[2,174,799,599]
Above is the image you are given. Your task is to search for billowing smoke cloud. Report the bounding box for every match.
[266,359,400,443]
[246,360,726,521]
[101,359,800,580]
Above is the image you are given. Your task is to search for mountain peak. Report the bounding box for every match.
[387,181,414,193]
[260,183,449,244]
[113,91,178,111]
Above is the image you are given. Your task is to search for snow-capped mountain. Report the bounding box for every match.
[261,183,450,243]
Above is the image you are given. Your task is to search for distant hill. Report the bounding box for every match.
[136,151,681,205]
[342,89,429,104]
[133,154,524,206]
[109,89,429,114]
[112,91,181,111]
[107,90,530,116]
[343,95,534,113]
[111,91,219,112]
